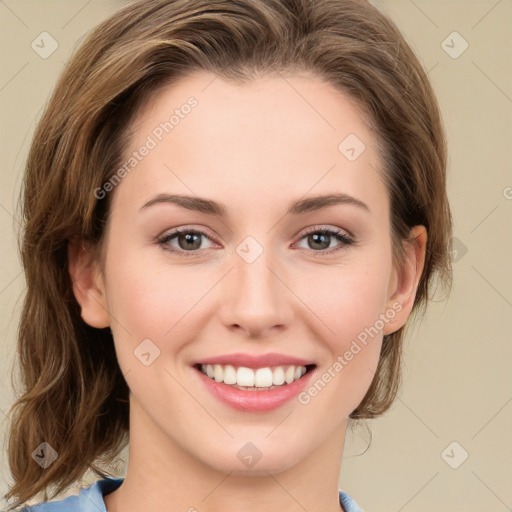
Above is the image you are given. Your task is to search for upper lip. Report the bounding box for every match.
[192,352,315,369]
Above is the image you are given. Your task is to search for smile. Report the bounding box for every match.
[193,363,317,412]
[197,363,314,390]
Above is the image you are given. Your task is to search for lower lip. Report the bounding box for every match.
[193,366,315,412]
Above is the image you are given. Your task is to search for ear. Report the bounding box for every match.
[383,225,427,335]
[68,238,111,329]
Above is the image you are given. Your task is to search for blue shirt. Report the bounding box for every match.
[20,477,363,512]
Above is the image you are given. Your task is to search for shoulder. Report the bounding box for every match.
[18,478,124,512]
[339,489,364,512]
[19,493,80,512]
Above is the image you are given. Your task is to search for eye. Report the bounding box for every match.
[157,228,216,257]
[157,225,355,258]
[295,226,354,256]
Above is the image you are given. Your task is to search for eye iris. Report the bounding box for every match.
[309,232,330,250]
[168,230,344,253]
[179,232,201,250]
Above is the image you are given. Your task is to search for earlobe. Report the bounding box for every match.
[383,226,427,335]
[68,238,111,329]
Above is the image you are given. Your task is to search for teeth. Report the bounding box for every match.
[214,364,223,382]
[272,366,285,385]
[255,367,273,387]
[237,366,255,386]
[200,364,308,389]
[285,366,295,384]
[223,365,237,385]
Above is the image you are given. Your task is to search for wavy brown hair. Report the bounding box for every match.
[4,0,452,508]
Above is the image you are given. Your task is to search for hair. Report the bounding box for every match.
[4,0,452,508]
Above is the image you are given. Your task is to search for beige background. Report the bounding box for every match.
[0,1,511,511]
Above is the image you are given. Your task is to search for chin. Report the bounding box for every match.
[197,442,304,476]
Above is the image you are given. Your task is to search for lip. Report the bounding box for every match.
[191,352,315,369]
[193,364,317,412]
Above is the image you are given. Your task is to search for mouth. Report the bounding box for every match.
[193,363,317,391]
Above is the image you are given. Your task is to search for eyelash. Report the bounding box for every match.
[157,226,355,258]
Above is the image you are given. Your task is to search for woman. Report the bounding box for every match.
[5,0,452,510]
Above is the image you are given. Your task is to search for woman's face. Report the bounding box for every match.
[73,70,422,475]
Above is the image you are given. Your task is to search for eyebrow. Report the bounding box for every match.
[139,192,370,216]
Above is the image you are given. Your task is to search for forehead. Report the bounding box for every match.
[110,70,387,219]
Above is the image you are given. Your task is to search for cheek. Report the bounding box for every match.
[299,259,392,347]
[296,256,392,402]
[102,245,227,379]
[105,259,200,337]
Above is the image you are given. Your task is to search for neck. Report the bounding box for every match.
[104,394,348,512]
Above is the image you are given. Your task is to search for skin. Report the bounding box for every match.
[69,70,426,512]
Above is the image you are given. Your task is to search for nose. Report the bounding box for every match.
[219,241,294,338]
